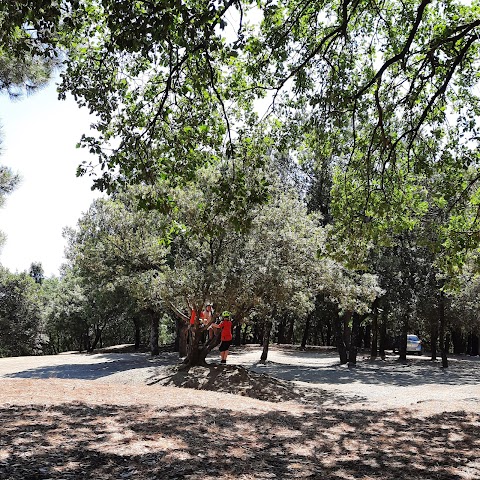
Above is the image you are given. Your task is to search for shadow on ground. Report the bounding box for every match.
[0,403,478,480]
[3,353,176,381]
[147,364,365,405]
[247,354,480,387]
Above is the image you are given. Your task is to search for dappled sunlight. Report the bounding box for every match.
[1,403,478,479]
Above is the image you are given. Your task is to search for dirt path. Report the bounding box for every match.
[1,346,479,480]
[1,345,478,414]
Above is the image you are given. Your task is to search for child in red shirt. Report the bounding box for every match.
[211,311,233,364]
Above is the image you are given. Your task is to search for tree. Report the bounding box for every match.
[42,268,90,353]
[0,267,43,357]
[0,164,20,251]
[57,0,263,195]
[29,262,45,285]
[64,193,169,354]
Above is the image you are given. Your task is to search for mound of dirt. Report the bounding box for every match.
[147,363,351,405]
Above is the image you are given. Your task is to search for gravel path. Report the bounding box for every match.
[0,345,479,413]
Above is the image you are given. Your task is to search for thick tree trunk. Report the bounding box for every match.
[334,310,349,365]
[469,334,479,356]
[300,313,312,349]
[260,320,273,363]
[182,322,221,368]
[133,319,141,351]
[175,318,188,356]
[451,328,463,355]
[348,313,362,365]
[438,291,448,368]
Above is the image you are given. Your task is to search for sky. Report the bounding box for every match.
[0,80,102,277]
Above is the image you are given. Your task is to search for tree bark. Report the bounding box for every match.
[242,325,248,345]
[326,319,332,346]
[343,312,351,351]
[379,306,387,360]
[260,320,272,363]
[286,316,295,344]
[349,313,368,365]
[182,320,221,368]
[438,291,448,368]
[470,334,479,356]
[334,310,349,365]
[88,325,103,353]
[277,316,286,344]
[363,324,371,349]
[451,328,463,355]
[370,309,378,358]
[133,318,141,350]
[150,311,159,356]
[300,313,312,349]
[398,317,408,362]
[430,310,438,361]
[234,323,241,347]
[175,318,188,356]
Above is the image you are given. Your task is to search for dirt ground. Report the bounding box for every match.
[0,345,479,479]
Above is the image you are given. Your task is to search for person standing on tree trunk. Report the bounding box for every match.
[211,311,233,364]
[200,304,214,342]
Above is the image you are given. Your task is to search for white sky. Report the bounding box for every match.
[0,81,102,277]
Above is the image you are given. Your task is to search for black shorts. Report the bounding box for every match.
[219,340,232,352]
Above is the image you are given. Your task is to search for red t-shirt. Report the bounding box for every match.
[218,319,233,341]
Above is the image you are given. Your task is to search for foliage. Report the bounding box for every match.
[62,192,172,350]
[0,267,43,357]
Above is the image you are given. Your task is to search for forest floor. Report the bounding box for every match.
[0,345,479,479]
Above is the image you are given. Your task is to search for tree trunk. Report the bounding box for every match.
[343,312,351,351]
[242,325,248,345]
[451,328,463,355]
[438,291,448,368]
[150,312,159,356]
[326,319,332,346]
[260,320,272,363]
[234,323,241,347]
[334,310,349,365]
[370,310,378,358]
[379,304,388,360]
[286,316,295,344]
[133,318,141,350]
[257,322,264,346]
[88,325,102,352]
[300,313,312,349]
[470,334,479,356]
[430,311,438,361]
[182,319,221,368]
[398,318,408,362]
[363,324,371,349]
[277,316,286,344]
[348,313,361,365]
[175,318,188,356]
